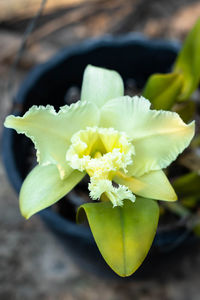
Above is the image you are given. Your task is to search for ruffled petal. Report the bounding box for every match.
[4,101,99,178]
[100,96,195,176]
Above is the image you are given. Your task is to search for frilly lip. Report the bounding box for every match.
[88,178,135,207]
[66,126,135,175]
[66,126,135,206]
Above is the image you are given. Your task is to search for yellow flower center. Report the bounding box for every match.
[66,127,135,206]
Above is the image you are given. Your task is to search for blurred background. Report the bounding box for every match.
[0,0,200,299]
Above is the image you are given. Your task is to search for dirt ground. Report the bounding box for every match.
[0,0,200,299]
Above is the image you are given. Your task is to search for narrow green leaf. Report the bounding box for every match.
[81,65,124,108]
[142,72,183,110]
[77,198,159,277]
[20,164,85,219]
[174,18,200,100]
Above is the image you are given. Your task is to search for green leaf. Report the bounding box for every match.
[20,164,85,219]
[181,196,199,209]
[77,198,159,277]
[142,72,183,110]
[174,18,200,100]
[80,65,124,108]
[173,172,200,199]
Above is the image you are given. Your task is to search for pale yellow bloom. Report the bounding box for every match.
[4,65,195,218]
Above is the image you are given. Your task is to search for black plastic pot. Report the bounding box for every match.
[2,34,195,279]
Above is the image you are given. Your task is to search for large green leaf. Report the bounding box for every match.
[80,65,124,108]
[77,198,159,277]
[142,72,183,110]
[20,164,85,219]
[174,18,200,100]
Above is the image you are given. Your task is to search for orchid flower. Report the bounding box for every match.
[4,65,195,276]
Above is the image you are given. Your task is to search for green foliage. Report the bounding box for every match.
[173,100,196,123]
[174,18,200,101]
[142,73,183,110]
[77,198,159,277]
[171,172,200,236]
[173,172,200,201]
[143,18,200,109]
